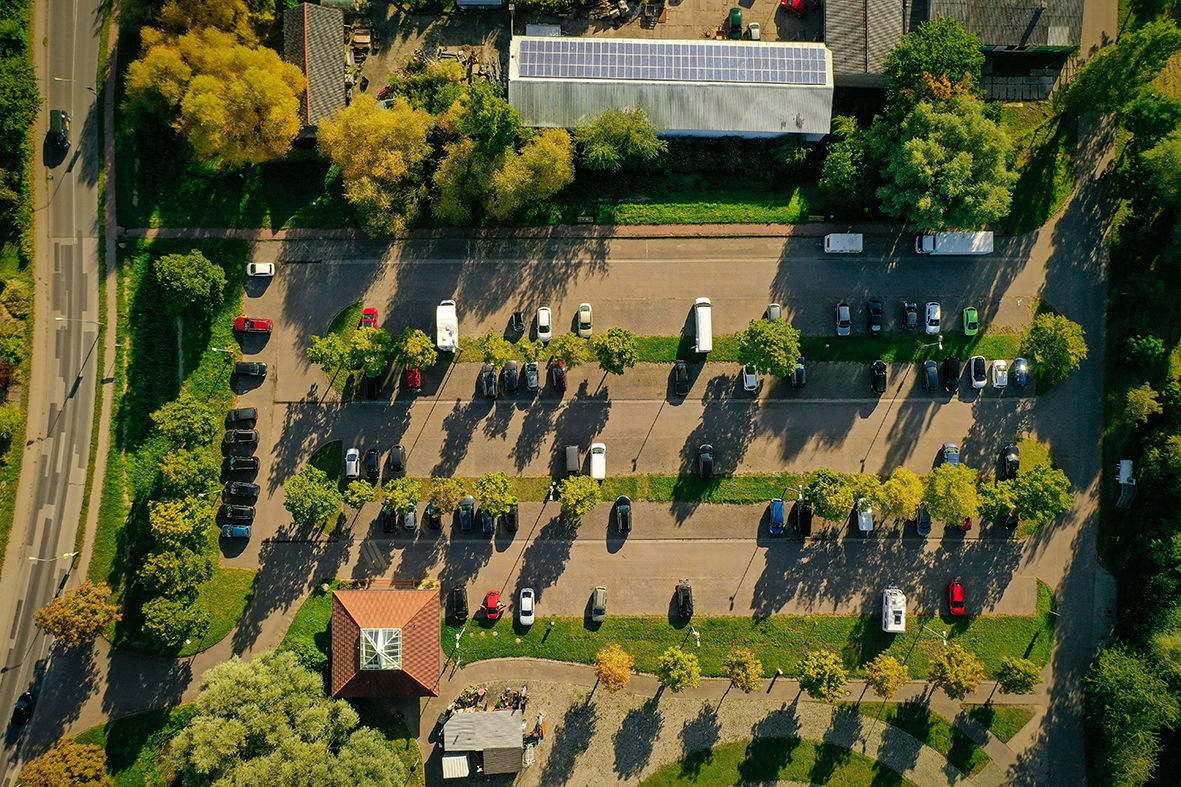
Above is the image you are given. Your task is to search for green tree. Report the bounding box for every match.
[558,475,601,521]
[595,643,635,692]
[1011,464,1073,528]
[574,106,667,171]
[655,646,701,693]
[1,278,32,317]
[34,582,120,646]
[864,654,910,699]
[799,649,848,702]
[451,81,522,154]
[996,656,1041,695]
[18,737,111,787]
[1143,127,1181,200]
[140,547,213,599]
[343,480,378,511]
[149,497,215,553]
[394,327,438,370]
[878,95,1015,231]
[142,596,210,651]
[805,469,854,521]
[284,465,343,524]
[154,249,226,309]
[486,128,575,220]
[0,402,21,442]
[307,333,350,376]
[883,17,984,106]
[736,318,802,377]
[1126,382,1163,424]
[593,328,639,375]
[428,478,466,514]
[472,331,515,366]
[349,327,394,377]
[924,464,980,524]
[548,332,590,369]
[1022,313,1088,386]
[876,467,924,521]
[473,471,518,517]
[158,447,221,496]
[820,115,874,210]
[723,648,764,693]
[1060,19,1181,116]
[431,138,498,224]
[928,643,986,700]
[150,393,221,447]
[382,477,420,514]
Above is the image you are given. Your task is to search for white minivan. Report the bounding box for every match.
[823,233,863,254]
[589,443,606,480]
[436,300,458,352]
[693,297,712,354]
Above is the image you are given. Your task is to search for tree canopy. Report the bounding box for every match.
[805,469,854,521]
[558,475,601,521]
[574,107,667,171]
[883,17,984,106]
[473,471,518,516]
[655,646,701,692]
[1060,19,1181,116]
[735,318,802,377]
[799,650,848,702]
[394,327,438,370]
[382,478,420,515]
[723,648,764,693]
[343,479,378,511]
[876,467,924,521]
[428,478,467,514]
[864,654,909,699]
[284,465,343,524]
[486,129,575,221]
[154,249,226,309]
[595,643,634,692]
[928,643,986,700]
[593,328,639,375]
[34,582,120,646]
[996,656,1042,695]
[150,393,222,447]
[1022,312,1088,386]
[19,737,111,787]
[924,463,980,524]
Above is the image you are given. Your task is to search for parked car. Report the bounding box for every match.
[963,307,980,336]
[503,360,520,393]
[992,359,1009,389]
[404,508,417,530]
[246,262,274,277]
[767,303,782,320]
[780,0,807,17]
[1002,444,1020,480]
[234,317,272,333]
[224,480,259,498]
[577,303,593,338]
[728,6,742,38]
[480,363,497,399]
[524,361,540,392]
[676,581,693,620]
[482,590,503,621]
[11,691,35,725]
[943,442,960,467]
[223,429,258,445]
[769,498,785,535]
[361,307,378,328]
[791,358,806,388]
[871,360,887,394]
[344,448,360,479]
[1012,357,1030,388]
[591,586,607,622]
[925,302,941,335]
[509,311,525,336]
[916,502,932,536]
[794,500,814,537]
[481,508,495,536]
[969,356,987,388]
[615,495,632,533]
[459,495,475,531]
[943,358,961,394]
[1003,506,1019,530]
[365,449,381,481]
[389,445,406,476]
[856,498,874,532]
[741,364,757,392]
[902,302,918,331]
[589,442,606,480]
[882,587,906,633]
[450,585,469,622]
[923,359,939,391]
[225,407,257,424]
[674,359,690,396]
[219,504,254,522]
[503,504,519,532]
[867,300,884,336]
[519,588,536,626]
[380,507,396,533]
[405,366,422,391]
[835,302,852,336]
[551,359,567,392]
[697,444,714,480]
[957,516,973,532]
[234,361,267,377]
[536,307,553,342]
[226,456,259,472]
[946,580,967,616]
[221,523,252,539]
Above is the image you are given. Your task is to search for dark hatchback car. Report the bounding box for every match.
[503,360,520,394]
[480,363,497,399]
[1012,357,1030,388]
[365,449,381,481]
[867,300,884,336]
[503,504,519,532]
[219,504,254,522]
[224,429,259,445]
[480,509,496,536]
[509,311,526,336]
[674,360,690,396]
[902,302,918,330]
[943,357,961,394]
[226,456,259,472]
[922,359,940,391]
[459,495,475,531]
[676,581,694,620]
[381,508,396,533]
[1002,444,1020,480]
[615,495,632,533]
[224,480,260,498]
[551,359,568,392]
[794,500,814,537]
[425,502,442,528]
[450,585,469,622]
[234,361,267,377]
[871,360,887,394]
[388,445,406,476]
[697,444,714,480]
[11,690,34,725]
[225,407,257,424]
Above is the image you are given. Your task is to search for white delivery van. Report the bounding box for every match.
[823,233,863,254]
[589,442,606,480]
[693,297,712,354]
[914,231,993,255]
[436,300,458,352]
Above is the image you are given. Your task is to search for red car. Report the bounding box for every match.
[482,590,503,621]
[361,307,378,328]
[234,317,273,333]
[948,580,966,616]
[405,366,421,391]
[780,0,808,17]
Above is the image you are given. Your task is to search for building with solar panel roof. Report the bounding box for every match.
[508,36,833,140]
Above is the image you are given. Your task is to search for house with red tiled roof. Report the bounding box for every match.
[331,587,440,698]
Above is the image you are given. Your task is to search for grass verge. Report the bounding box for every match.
[847,701,989,775]
[640,736,915,786]
[1001,102,1077,235]
[963,704,1036,744]
[177,567,258,657]
[0,243,33,583]
[74,705,196,787]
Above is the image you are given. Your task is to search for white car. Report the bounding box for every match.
[741,364,757,392]
[518,587,535,626]
[856,498,874,532]
[589,442,606,481]
[992,359,1009,388]
[882,587,906,633]
[924,302,941,335]
[969,355,987,389]
[246,262,275,277]
[436,300,458,352]
[576,303,593,338]
[536,307,552,343]
[835,303,851,337]
[344,448,360,479]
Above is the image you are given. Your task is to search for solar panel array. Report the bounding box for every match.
[517,38,827,86]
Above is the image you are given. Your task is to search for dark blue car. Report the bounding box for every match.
[769,498,785,535]
[1012,357,1029,388]
[459,495,474,531]
[481,509,495,536]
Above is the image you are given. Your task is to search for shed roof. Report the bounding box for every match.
[826,0,904,77]
[442,709,524,753]
[330,589,440,698]
[931,0,1083,49]
[283,2,345,126]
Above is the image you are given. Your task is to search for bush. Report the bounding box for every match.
[142,596,210,651]
[0,402,20,442]
[0,278,31,318]
[1126,334,1167,365]
[283,637,328,674]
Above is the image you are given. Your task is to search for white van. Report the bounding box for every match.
[882,587,906,633]
[693,298,712,354]
[436,300,458,352]
[823,233,863,254]
[589,443,606,480]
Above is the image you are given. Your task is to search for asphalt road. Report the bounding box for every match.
[0,0,103,779]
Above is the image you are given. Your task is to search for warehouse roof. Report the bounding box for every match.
[826,0,905,80]
[283,2,345,126]
[931,0,1083,49]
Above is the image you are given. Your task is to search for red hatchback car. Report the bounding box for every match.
[780,0,808,17]
[482,590,503,621]
[948,580,966,616]
[361,307,378,328]
[234,317,273,333]
[405,366,421,391]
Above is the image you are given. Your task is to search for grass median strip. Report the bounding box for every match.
[843,701,990,776]
[963,704,1036,743]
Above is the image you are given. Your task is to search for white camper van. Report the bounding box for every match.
[694,298,712,354]
[436,300,458,352]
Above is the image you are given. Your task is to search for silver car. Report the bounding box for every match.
[992,359,1009,388]
[576,303,593,338]
[344,448,360,479]
[925,302,941,335]
[741,364,757,392]
[536,307,552,343]
[836,303,851,337]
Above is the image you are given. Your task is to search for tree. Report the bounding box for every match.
[394,327,437,370]
[486,128,575,220]
[158,447,221,496]
[316,94,433,234]
[1126,382,1163,424]
[0,402,21,442]
[139,547,213,599]
[1143,127,1181,200]
[594,643,634,692]
[473,471,518,517]
[805,469,854,521]
[349,327,394,377]
[799,649,848,702]
[574,107,667,171]
[428,478,466,514]
[736,318,802,377]
[928,643,986,700]
[284,465,343,524]
[593,328,639,375]
[864,654,909,699]
[451,81,522,154]
[877,95,1015,231]
[558,475,601,521]
[149,497,215,553]
[307,333,350,376]
[142,595,210,651]
[876,467,924,521]
[150,393,221,447]
[472,331,515,366]
[882,17,984,106]
[343,480,377,511]
[820,115,874,210]
[125,42,192,117]
[1060,19,1181,116]
[1022,313,1088,386]
[996,656,1041,695]
[431,138,498,224]
[171,650,405,785]
[547,332,590,369]
[154,249,226,309]
[723,648,764,693]
[655,646,701,693]
[34,582,120,646]
[1011,464,1073,528]
[382,477,420,514]
[18,738,111,787]
[924,464,980,524]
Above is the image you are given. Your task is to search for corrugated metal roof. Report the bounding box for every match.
[443,710,524,752]
[931,0,1083,48]
[509,37,832,137]
[441,754,470,779]
[827,0,904,76]
[483,747,525,774]
[283,3,345,126]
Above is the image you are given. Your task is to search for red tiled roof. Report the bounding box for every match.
[331,588,440,698]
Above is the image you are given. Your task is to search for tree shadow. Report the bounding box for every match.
[613,696,663,778]
[678,701,723,779]
[514,514,575,601]
[538,700,598,785]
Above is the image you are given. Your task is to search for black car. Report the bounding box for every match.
[791,359,806,389]
[225,407,257,424]
[674,360,690,396]
[459,495,474,531]
[223,429,259,445]
[697,444,714,480]
[365,449,381,481]
[509,311,526,336]
[49,109,70,150]
[871,360,887,394]
[450,585,469,622]
[364,372,381,400]
[902,302,918,331]
[503,360,520,394]
[425,501,442,529]
[503,504,519,532]
[676,581,693,620]
[615,495,632,533]
[224,481,260,498]
[1003,506,1019,530]
[481,509,495,535]
[11,690,34,725]
[794,500,814,537]
[1002,444,1020,480]
[234,361,267,377]
[219,504,254,522]
[380,507,396,533]
[867,300,884,336]
[551,359,567,392]
[916,503,932,536]
[943,358,961,394]
[388,445,406,476]
[922,359,939,391]
[480,363,497,399]
[226,456,259,472]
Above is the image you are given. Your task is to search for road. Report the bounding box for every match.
[0,0,103,780]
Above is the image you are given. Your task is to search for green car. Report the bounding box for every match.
[963,306,980,336]
[728,7,743,39]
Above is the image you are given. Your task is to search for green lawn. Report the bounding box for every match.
[1000,102,1077,235]
[74,705,197,787]
[641,737,915,787]
[178,567,257,657]
[963,704,1036,744]
[847,701,989,775]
